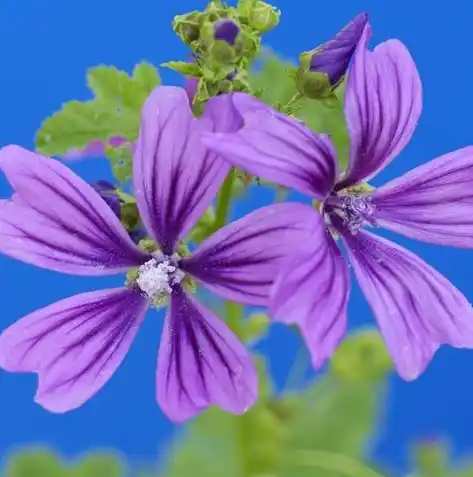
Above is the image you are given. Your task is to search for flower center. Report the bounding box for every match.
[136,257,185,302]
[326,192,377,235]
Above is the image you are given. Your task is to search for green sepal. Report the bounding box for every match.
[209,39,236,65]
[295,69,333,100]
[172,11,202,44]
[236,0,257,19]
[161,61,201,77]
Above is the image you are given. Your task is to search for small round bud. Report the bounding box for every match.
[247,1,280,34]
[295,69,332,100]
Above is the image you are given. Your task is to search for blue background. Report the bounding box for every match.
[0,0,472,473]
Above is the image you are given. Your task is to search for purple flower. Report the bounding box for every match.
[214,19,240,46]
[202,23,473,380]
[0,86,311,420]
[306,12,368,86]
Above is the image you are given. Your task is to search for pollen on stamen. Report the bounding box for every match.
[136,258,185,301]
[339,194,377,234]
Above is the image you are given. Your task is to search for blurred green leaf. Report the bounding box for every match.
[71,452,125,477]
[248,49,350,169]
[35,63,160,157]
[161,355,283,477]
[4,448,66,477]
[410,439,449,477]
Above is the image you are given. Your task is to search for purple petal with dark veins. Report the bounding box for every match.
[270,221,350,368]
[0,146,149,275]
[341,228,473,380]
[336,23,422,190]
[0,287,148,412]
[181,203,316,306]
[309,13,368,86]
[133,86,241,255]
[372,146,473,248]
[156,286,257,422]
[202,93,338,199]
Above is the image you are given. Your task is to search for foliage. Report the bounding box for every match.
[34,62,160,159]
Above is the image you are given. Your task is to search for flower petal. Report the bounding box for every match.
[0,288,148,412]
[337,23,422,189]
[157,286,257,422]
[372,146,473,248]
[180,203,317,306]
[202,93,338,198]
[270,226,350,368]
[133,86,240,255]
[0,146,148,275]
[341,229,473,380]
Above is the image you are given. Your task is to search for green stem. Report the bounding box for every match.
[212,167,236,232]
[225,299,244,338]
[293,450,387,477]
[282,92,302,113]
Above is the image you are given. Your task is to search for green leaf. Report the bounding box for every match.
[133,62,161,93]
[105,144,133,185]
[161,60,201,76]
[248,49,350,169]
[272,330,389,477]
[35,100,136,156]
[35,63,161,158]
[71,452,125,477]
[5,449,66,477]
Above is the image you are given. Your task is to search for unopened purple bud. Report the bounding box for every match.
[91,180,121,218]
[129,227,148,244]
[308,13,368,86]
[214,19,240,45]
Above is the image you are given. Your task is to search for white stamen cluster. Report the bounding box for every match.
[136,258,185,300]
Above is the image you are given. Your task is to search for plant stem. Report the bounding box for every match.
[212,167,235,232]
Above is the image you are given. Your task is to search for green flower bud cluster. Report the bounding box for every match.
[168,0,280,111]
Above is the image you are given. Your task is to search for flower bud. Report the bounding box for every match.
[330,328,393,382]
[247,1,280,33]
[214,19,240,45]
[301,13,368,87]
[91,181,146,244]
[172,11,202,44]
[91,181,121,218]
[295,69,332,100]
